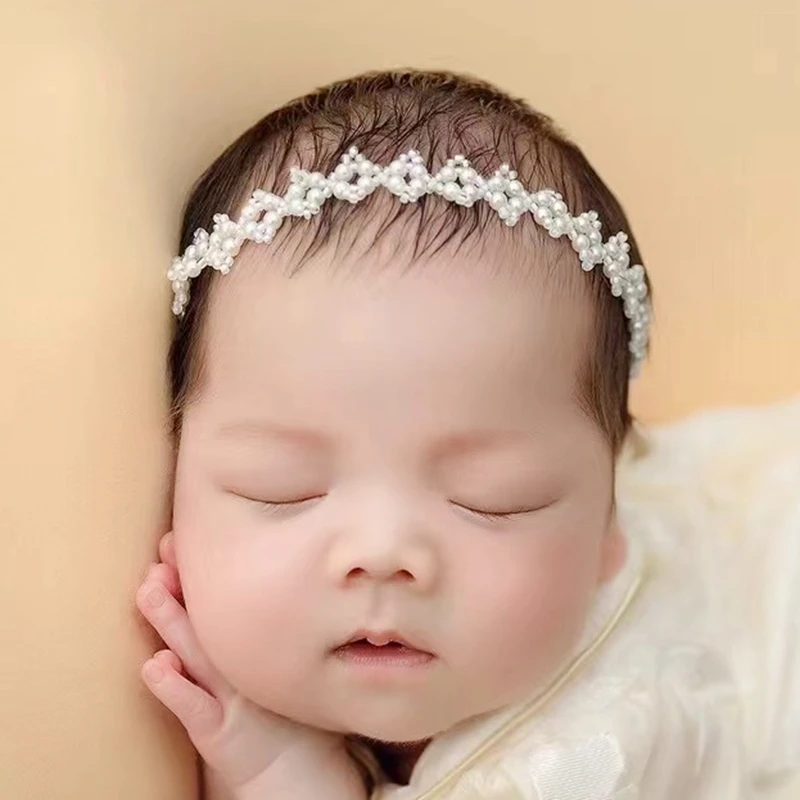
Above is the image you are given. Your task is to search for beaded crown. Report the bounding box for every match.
[168,147,650,377]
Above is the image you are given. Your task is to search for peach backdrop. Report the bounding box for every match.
[1,0,798,797]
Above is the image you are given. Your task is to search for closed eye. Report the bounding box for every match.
[450,501,547,523]
[258,497,326,517]
[231,492,326,517]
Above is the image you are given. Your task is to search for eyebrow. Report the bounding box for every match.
[431,430,531,457]
[213,420,331,448]
[213,421,536,453]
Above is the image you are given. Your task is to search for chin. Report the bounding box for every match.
[340,705,454,743]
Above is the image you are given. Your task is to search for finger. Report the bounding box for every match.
[148,562,183,603]
[153,649,184,675]
[141,653,224,742]
[136,576,228,700]
[159,531,177,568]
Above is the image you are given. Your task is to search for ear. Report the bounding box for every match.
[598,513,627,585]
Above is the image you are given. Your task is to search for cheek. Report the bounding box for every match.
[173,470,299,616]
[457,528,600,683]
[172,488,318,697]
[180,540,304,667]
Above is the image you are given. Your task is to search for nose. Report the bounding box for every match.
[327,497,439,592]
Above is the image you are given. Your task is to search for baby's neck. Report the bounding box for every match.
[362,737,432,785]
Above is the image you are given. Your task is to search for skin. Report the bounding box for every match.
[170,234,626,763]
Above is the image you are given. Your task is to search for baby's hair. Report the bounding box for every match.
[168,68,650,454]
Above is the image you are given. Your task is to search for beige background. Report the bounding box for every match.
[1,1,798,797]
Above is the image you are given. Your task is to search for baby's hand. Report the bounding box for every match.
[136,532,367,800]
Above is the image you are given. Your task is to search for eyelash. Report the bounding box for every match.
[247,496,324,516]
[452,503,540,523]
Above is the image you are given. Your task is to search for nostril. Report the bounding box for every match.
[346,567,367,580]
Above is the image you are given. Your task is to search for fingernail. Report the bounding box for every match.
[143,660,164,683]
[145,585,167,608]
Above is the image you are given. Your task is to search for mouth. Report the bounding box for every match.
[333,630,436,668]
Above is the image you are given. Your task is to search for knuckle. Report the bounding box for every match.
[135,582,155,609]
[187,694,211,721]
[185,695,221,735]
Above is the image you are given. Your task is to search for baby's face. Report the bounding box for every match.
[172,242,624,742]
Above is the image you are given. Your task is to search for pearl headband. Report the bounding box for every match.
[168,147,651,377]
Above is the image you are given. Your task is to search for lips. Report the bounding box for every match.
[337,629,433,655]
[333,633,436,670]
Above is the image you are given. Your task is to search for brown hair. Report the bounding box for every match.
[168,69,650,454]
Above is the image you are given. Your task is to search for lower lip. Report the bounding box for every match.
[333,642,435,671]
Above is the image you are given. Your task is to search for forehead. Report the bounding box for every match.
[196,238,593,434]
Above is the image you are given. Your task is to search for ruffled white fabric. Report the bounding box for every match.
[371,395,800,800]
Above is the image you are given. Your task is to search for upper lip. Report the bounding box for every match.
[340,629,433,654]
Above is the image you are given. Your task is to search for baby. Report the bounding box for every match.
[136,69,761,799]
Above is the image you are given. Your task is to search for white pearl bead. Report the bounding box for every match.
[444,182,460,200]
[489,191,506,210]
